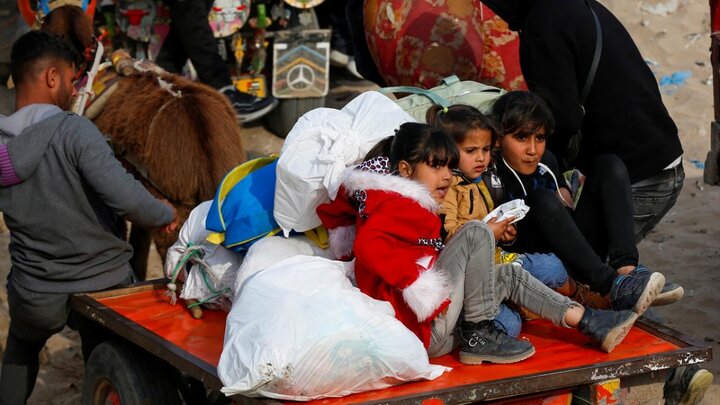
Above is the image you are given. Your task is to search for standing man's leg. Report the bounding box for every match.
[631,161,685,243]
[163,0,231,89]
[0,280,70,404]
[630,161,685,305]
[159,0,277,122]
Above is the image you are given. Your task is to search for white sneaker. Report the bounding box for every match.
[330,49,350,66]
[346,58,364,79]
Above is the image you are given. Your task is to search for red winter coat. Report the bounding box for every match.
[317,167,451,347]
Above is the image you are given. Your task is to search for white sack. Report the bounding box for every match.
[165,201,243,310]
[219,255,448,401]
[274,91,416,235]
[232,235,332,297]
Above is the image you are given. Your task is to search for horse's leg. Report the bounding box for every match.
[129,224,151,281]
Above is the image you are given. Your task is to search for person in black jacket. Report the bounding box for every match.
[481,0,684,244]
[480,2,708,403]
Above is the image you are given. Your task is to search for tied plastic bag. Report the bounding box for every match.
[274,91,416,236]
[164,201,244,310]
[219,255,448,401]
[232,235,332,297]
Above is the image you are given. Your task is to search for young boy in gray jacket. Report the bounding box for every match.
[0,31,178,404]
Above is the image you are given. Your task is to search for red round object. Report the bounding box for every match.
[364,0,526,90]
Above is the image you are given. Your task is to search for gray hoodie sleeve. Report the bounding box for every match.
[67,116,173,228]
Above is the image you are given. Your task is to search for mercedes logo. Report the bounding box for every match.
[287,64,315,91]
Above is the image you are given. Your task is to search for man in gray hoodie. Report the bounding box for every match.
[0,31,178,404]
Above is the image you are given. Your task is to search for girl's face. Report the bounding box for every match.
[499,127,547,175]
[399,160,452,204]
[457,128,493,181]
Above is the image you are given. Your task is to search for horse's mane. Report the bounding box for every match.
[40,5,94,63]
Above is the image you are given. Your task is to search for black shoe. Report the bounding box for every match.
[663,365,714,405]
[458,320,535,365]
[653,281,685,306]
[632,265,685,306]
[577,307,638,353]
[220,86,278,123]
[609,269,664,316]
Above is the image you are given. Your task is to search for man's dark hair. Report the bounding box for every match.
[10,31,77,86]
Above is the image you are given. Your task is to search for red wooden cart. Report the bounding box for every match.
[71,281,712,404]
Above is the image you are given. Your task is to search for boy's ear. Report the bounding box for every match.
[398,160,413,178]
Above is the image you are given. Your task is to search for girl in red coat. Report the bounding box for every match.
[317,122,641,365]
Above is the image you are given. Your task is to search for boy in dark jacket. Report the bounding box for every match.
[0,31,177,403]
[481,0,684,243]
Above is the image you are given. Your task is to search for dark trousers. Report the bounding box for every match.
[508,155,638,295]
[155,0,231,89]
[0,278,117,405]
[631,161,684,243]
[345,0,386,86]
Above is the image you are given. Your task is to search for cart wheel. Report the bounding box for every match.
[264,96,325,138]
[82,340,181,405]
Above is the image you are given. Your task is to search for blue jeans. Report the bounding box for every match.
[494,253,569,337]
[631,161,684,243]
[493,304,523,337]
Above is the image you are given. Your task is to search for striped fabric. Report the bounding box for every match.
[0,144,21,187]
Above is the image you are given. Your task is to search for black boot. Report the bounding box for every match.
[459,320,535,365]
[578,308,638,353]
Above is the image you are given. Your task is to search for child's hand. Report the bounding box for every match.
[500,223,517,243]
[559,187,574,209]
[486,216,515,242]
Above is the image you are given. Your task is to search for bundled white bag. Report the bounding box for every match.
[232,235,332,297]
[274,91,416,235]
[164,201,244,310]
[219,255,448,401]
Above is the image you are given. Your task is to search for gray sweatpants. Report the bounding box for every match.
[428,221,579,357]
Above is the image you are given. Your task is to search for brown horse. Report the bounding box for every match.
[42,5,246,279]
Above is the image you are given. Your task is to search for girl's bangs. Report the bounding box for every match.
[424,131,460,168]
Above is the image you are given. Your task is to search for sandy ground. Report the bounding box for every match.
[0,0,718,403]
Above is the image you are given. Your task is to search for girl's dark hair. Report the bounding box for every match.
[363,122,459,172]
[490,91,555,139]
[426,104,499,146]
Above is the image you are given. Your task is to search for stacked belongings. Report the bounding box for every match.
[164,156,279,316]
[273,91,415,236]
[217,91,450,400]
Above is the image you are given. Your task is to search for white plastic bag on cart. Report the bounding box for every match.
[164,201,244,310]
[219,255,448,401]
[232,235,332,297]
[274,91,416,235]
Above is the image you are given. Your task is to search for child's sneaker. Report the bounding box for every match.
[632,265,685,306]
[577,308,638,352]
[458,320,535,365]
[609,270,664,316]
[663,365,714,405]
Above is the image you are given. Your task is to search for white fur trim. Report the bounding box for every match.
[328,225,356,260]
[342,169,439,213]
[402,257,451,322]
